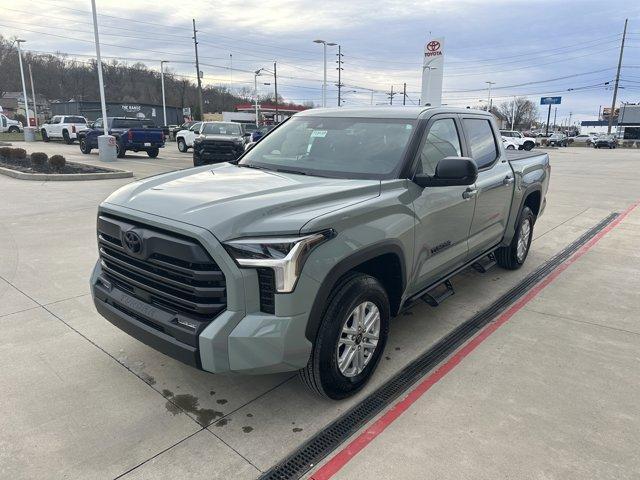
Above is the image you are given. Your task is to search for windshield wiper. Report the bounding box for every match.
[238,163,268,171]
[276,168,307,176]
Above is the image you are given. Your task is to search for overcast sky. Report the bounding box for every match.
[2,0,640,123]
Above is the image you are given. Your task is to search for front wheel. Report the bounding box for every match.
[42,129,50,142]
[506,145,516,150]
[299,273,390,400]
[496,206,534,270]
[523,142,534,151]
[147,148,159,158]
[116,141,126,158]
[79,138,91,154]
[8,126,19,134]
[177,138,188,152]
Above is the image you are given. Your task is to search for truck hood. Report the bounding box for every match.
[197,134,242,142]
[103,163,381,241]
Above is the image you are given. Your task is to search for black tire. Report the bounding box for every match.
[147,148,159,158]
[299,273,390,400]
[177,138,188,152]
[41,129,50,142]
[116,141,126,158]
[63,130,73,144]
[79,138,91,154]
[523,142,534,151]
[8,126,20,134]
[495,206,535,270]
[506,145,515,150]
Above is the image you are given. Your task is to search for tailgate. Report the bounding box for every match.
[129,128,164,143]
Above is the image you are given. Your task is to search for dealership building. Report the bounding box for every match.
[50,100,183,125]
[580,104,640,140]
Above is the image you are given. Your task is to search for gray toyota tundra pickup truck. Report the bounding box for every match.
[91,107,550,399]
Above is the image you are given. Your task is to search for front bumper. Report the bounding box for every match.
[90,205,314,374]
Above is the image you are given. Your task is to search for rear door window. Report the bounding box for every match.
[464,119,498,169]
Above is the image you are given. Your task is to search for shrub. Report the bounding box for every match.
[10,148,27,160]
[0,146,11,159]
[30,152,48,169]
[49,155,66,172]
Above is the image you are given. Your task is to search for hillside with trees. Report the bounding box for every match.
[0,35,307,117]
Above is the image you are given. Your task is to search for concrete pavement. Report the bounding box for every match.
[0,147,639,479]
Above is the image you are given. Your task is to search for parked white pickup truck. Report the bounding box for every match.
[499,130,536,151]
[175,121,203,152]
[41,115,88,144]
[0,114,23,133]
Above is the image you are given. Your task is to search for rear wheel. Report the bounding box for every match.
[147,148,159,158]
[496,206,534,270]
[523,141,534,151]
[8,126,19,133]
[506,145,515,150]
[63,130,73,144]
[177,138,188,152]
[299,273,389,400]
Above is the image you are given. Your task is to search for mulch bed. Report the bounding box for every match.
[0,157,114,175]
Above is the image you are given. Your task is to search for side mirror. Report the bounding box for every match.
[414,157,478,188]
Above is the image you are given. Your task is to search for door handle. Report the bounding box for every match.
[462,187,478,200]
[503,176,514,186]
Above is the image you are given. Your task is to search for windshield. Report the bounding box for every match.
[239,116,416,179]
[202,123,242,135]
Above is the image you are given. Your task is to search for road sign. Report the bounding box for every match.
[540,96,561,105]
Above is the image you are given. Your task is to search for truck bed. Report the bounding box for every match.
[505,150,543,161]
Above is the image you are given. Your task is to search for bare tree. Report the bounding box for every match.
[497,97,539,130]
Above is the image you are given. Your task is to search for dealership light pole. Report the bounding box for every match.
[314,40,337,107]
[608,18,628,134]
[90,0,116,160]
[14,39,33,141]
[28,63,38,128]
[510,96,516,130]
[160,60,168,127]
[254,68,265,127]
[485,81,495,112]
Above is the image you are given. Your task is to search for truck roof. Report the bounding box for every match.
[296,106,491,120]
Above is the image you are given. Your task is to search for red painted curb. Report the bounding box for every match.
[311,201,639,480]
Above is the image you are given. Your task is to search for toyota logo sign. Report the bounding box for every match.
[426,41,441,52]
[123,231,142,254]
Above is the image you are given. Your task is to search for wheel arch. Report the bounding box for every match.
[304,241,406,343]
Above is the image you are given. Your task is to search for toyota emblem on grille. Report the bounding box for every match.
[123,231,142,254]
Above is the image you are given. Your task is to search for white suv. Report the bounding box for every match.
[41,115,88,144]
[175,121,203,152]
[499,130,536,151]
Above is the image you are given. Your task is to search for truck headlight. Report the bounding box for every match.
[223,230,334,293]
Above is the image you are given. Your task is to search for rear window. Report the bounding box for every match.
[464,119,498,169]
[65,116,86,124]
[111,118,156,129]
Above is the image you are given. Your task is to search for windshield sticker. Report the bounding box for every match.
[310,130,327,138]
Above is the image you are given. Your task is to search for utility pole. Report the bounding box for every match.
[403,83,407,106]
[192,19,204,120]
[553,107,557,131]
[229,54,233,89]
[160,61,168,127]
[28,63,38,128]
[545,103,552,136]
[608,18,627,134]
[568,112,572,132]
[336,46,343,107]
[273,61,278,123]
[389,85,396,105]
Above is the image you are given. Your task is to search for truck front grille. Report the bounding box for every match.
[197,141,243,160]
[97,215,226,322]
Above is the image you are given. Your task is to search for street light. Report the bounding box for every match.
[313,39,337,107]
[160,61,168,127]
[485,81,495,111]
[90,0,116,161]
[14,38,33,141]
[254,68,265,127]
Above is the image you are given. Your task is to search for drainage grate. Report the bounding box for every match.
[260,213,618,480]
